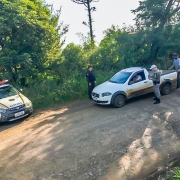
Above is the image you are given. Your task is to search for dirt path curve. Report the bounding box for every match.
[0,90,180,180]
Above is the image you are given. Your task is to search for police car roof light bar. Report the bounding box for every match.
[0,80,9,85]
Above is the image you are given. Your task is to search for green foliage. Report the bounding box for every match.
[173,167,180,179]
[162,165,180,180]
[21,70,114,109]
[131,0,180,60]
[1,0,180,110]
[0,0,65,85]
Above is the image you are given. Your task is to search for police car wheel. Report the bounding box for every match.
[161,83,171,95]
[113,95,126,108]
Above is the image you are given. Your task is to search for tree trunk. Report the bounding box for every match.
[150,0,174,61]
[87,0,94,43]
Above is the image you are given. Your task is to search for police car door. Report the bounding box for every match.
[127,71,152,98]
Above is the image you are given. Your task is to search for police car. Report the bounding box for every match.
[0,80,33,122]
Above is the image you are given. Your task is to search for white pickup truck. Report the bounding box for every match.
[92,67,180,108]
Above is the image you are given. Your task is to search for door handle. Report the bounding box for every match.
[144,81,148,83]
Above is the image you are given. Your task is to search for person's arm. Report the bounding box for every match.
[138,75,142,81]
[175,59,180,72]
[86,72,91,86]
[169,64,174,70]
[92,71,96,83]
[134,75,142,82]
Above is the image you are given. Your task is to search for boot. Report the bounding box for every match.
[154,98,161,104]
[153,97,158,100]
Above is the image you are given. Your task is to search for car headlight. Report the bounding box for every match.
[25,101,32,108]
[0,106,7,113]
[102,92,112,97]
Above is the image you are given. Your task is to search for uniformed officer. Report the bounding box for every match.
[86,65,96,100]
[149,65,161,104]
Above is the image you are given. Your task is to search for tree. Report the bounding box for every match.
[71,0,99,43]
[132,0,180,60]
[0,0,68,85]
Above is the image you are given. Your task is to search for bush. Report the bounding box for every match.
[20,70,115,110]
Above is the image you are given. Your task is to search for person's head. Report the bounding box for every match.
[150,64,157,71]
[88,65,93,71]
[173,53,179,59]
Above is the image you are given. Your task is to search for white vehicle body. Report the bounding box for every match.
[92,67,179,107]
[0,84,33,122]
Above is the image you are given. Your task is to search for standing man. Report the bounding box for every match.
[86,65,96,100]
[149,65,161,104]
[168,53,180,72]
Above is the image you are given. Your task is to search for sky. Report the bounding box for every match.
[45,0,140,45]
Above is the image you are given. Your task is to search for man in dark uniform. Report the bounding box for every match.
[86,65,96,100]
[149,65,161,104]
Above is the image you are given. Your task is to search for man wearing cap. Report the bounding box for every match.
[132,73,142,83]
[149,65,161,104]
[86,65,96,100]
[168,53,180,72]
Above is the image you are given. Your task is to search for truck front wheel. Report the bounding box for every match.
[161,83,171,95]
[113,95,126,108]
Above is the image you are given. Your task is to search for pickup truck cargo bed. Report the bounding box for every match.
[148,70,176,76]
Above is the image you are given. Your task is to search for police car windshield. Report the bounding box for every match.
[0,86,18,99]
[109,72,132,84]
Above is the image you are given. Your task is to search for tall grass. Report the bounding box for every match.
[173,167,180,179]
[21,70,115,110]
[161,165,180,180]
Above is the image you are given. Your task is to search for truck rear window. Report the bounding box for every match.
[0,86,18,99]
[109,72,132,84]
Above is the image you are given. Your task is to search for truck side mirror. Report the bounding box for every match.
[128,81,134,85]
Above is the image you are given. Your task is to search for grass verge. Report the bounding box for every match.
[21,70,115,110]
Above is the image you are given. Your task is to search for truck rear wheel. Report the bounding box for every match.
[161,83,171,95]
[113,95,126,108]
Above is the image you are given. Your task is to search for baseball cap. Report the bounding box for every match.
[150,64,157,69]
[173,53,178,57]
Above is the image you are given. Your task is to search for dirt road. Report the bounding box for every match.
[1,90,180,180]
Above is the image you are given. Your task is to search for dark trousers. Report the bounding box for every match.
[88,82,95,99]
[177,71,180,88]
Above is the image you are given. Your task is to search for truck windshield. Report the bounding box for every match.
[109,72,132,84]
[0,86,18,99]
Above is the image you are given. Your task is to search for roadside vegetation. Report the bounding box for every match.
[161,166,180,180]
[0,0,180,177]
[0,0,180,110]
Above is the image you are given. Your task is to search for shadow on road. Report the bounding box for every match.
[0,90,180,180]
[0,118,25,132]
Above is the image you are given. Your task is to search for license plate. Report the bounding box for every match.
[15,111,25,117]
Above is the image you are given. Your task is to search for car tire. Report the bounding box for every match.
[161,83,171,95]
[113,95,126,108]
